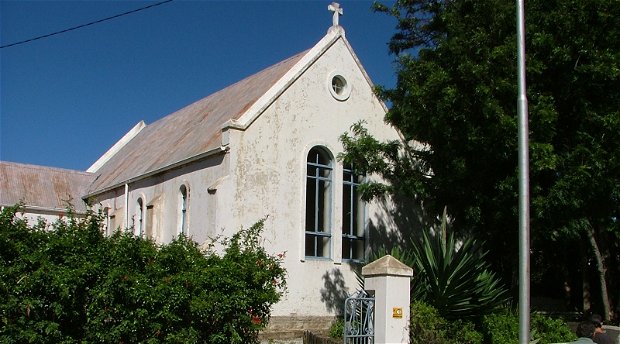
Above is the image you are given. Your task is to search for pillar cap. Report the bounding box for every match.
[362,254,413,277]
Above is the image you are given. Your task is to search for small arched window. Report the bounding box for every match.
[136,198,144,236]
[179,185,189,236]
[305,146,333,258]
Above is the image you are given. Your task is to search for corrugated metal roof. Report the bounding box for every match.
[88,49,309,194]
[0,161,95,213]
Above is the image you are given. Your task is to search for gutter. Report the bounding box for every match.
[83,145,229,200]
[1,204,89,216]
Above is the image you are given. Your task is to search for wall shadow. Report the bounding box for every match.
[368,193,428,255]
[320,268,351,316]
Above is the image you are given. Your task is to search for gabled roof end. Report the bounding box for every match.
[87,120,146,173]
[233,27,345,129]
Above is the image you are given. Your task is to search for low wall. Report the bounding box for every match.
[260,316,335,341]
[302,331,340,344]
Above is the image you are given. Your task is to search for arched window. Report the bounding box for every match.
[305,147,333,258]
[136,197,144,236]
[342,164,365,261]
[179,185,189,236]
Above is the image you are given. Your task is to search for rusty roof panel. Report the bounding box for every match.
[88,50,308,193]
[0,161,95,212]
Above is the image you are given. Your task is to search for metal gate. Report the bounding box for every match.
[343,290,375,344]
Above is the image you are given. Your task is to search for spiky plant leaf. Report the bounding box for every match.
[410,227,509,320]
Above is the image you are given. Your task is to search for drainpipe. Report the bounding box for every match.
[124,183,129,230]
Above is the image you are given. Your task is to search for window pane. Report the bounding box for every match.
[342,165,364,260]
[316,149,329,166]
[306,177,316,231]
[137,198,144,235]
[146,205,154,238]
[342,238,351,260]
[353,238,364,260]
[307,165,317,177]
[343,183,352,235]
[305,233,332,258]
[317,179,325,231]
[305,147,332,258]
[179,185,189,235]
[317,236,330,257]
[354,187,365,236]
[318,179,331,232]
[320,167,331,179]
[305,235,316,256]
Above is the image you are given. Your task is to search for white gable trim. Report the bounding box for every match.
[87,121,146,173]
[223,27,345,132]
[339,33,389,113]
[223,26,387,133]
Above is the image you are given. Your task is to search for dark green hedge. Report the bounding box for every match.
[0,205,286,343]
[406,300,577,344]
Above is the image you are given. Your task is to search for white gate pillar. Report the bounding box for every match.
[362,255,413,344]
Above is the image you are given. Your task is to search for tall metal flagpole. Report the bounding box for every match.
[516,0,531,343]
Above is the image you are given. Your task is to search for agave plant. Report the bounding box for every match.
[365,210,509,320]
[409,210,510,320]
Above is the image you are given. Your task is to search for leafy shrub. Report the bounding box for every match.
[481,309,577,344]
[0,205,286,343]
[447,319,483,344]
[530,313,577,344]
[410,300,450,344]
[328,318,344,339]
[410,301,574,344]
[481,310,520,344]
[410,301,482,344]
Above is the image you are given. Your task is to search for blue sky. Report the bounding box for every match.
[1,0,398,171]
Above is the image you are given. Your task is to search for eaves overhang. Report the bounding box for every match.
[84,145,228,200]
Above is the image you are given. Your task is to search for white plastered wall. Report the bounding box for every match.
[222,36,401,317]
[91,153,229,245]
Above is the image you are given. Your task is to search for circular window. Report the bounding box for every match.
[328,72,351,101]
[332,76,346,95]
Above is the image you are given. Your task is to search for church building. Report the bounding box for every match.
[1,4,402,336]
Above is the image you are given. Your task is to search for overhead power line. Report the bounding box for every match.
[0,0,173,49]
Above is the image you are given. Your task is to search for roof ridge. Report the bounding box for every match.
[0,160,93,175]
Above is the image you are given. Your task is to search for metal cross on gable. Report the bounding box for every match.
[328,2,343,27]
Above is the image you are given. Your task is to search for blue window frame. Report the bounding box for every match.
[342,165,365,261]
[179,185,188,235]
[305,147,332,258]
[136,197,144,236]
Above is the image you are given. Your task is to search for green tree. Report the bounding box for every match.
[340,0,619,318]
[0,205,286,343]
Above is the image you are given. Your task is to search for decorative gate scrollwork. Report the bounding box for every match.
[343,289,375,343]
